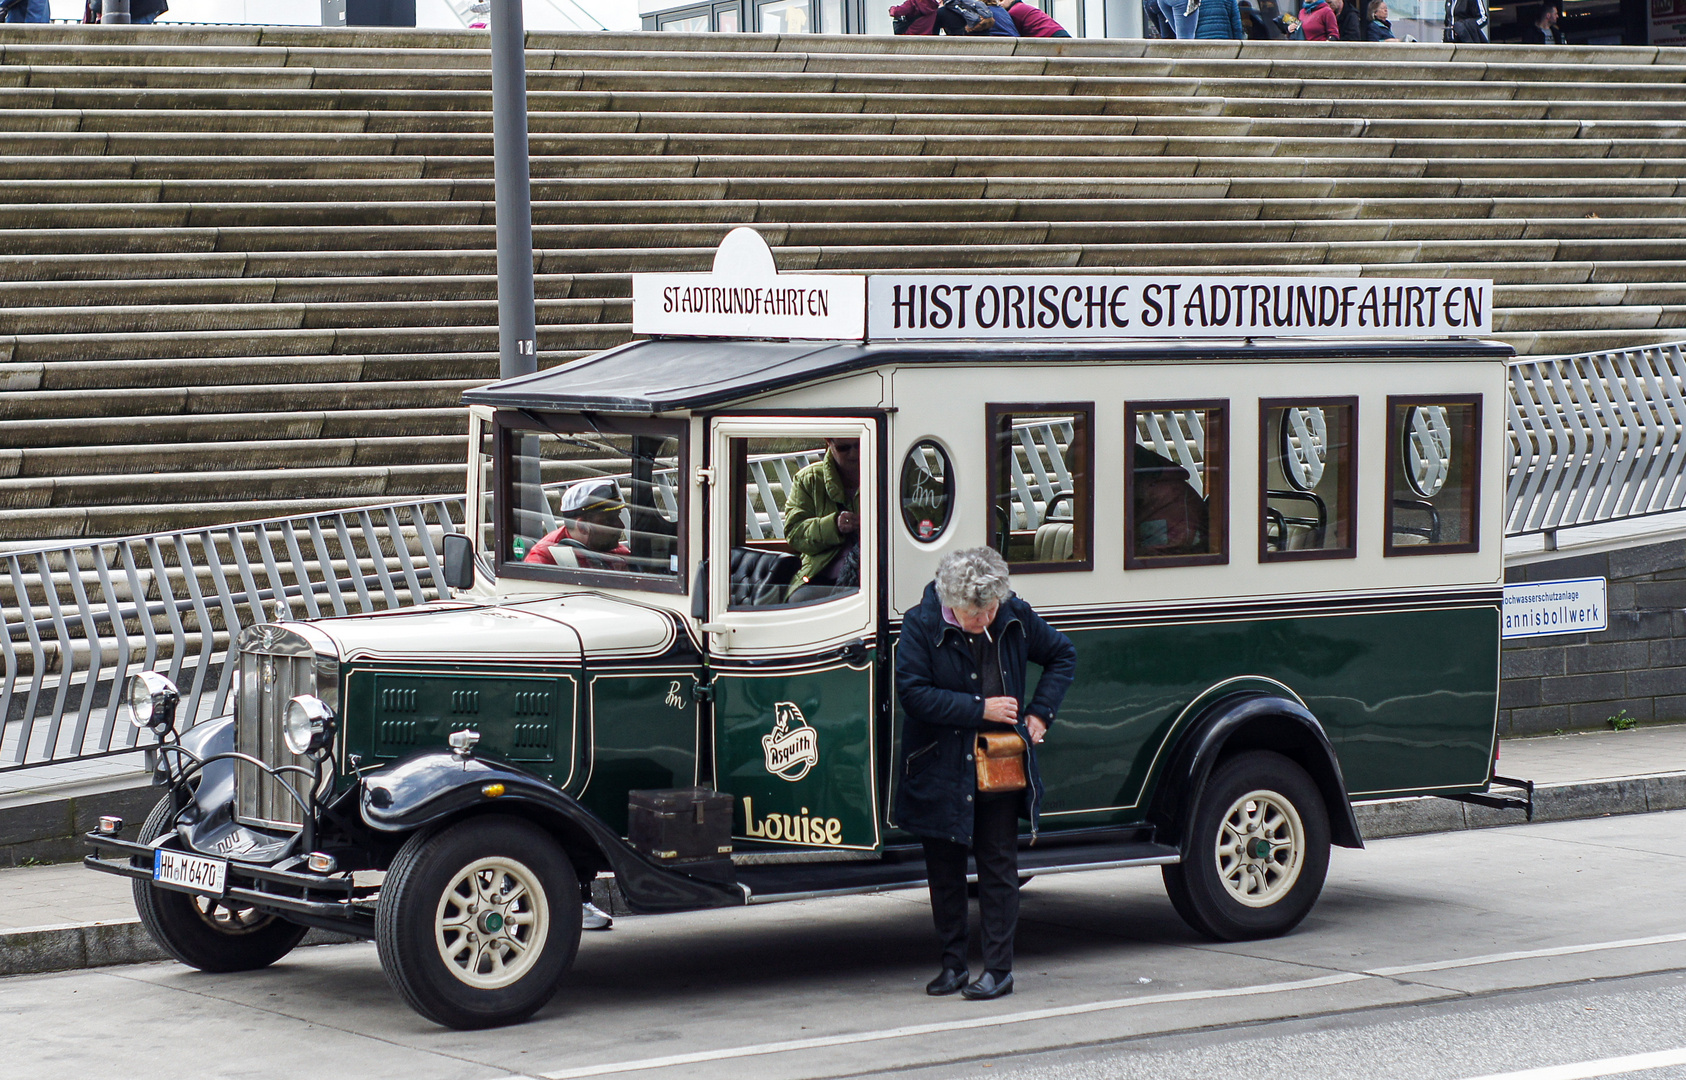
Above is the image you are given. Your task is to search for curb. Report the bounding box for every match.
[1354,771,1686,839]
[0,921,358,978]
[3,773,1683,979]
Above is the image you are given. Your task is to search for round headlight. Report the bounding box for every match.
[283,694,336,756]
[125,671,180,733]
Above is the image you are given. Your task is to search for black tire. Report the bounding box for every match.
[1161,750,1331,942]
[132,794,309,973]
[375,815,580,1030]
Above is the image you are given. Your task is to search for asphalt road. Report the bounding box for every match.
[3,810,1684,1080]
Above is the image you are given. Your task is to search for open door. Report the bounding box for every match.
[705,417,882,852]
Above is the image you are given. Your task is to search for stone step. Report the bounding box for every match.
[0,408,469,450]
[0,273,619,304]
[9,86,1686,122]
[0,463,469,511]
[4,107,1686,142]
[7,217,1686,261]
[1,495,471,543]
[0,296,617,335]
[1,320,624,361]
[0,152,1679,184]
[5,435,468,477]
[5,129,1686,160]
[1,352,505,391]
[1,176,1684,213]
[2,196,1681,233]
[0,378,485,421]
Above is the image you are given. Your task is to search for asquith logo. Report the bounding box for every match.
[761,702,819,782]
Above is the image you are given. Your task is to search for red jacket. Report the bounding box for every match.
[1298,0,1340,38]
[889,0,943,33]
[1003,0,1066,34]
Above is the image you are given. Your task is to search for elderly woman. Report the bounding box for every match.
[894,548,1076,1000]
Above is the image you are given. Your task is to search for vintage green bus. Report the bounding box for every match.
[89,231,1512,1030]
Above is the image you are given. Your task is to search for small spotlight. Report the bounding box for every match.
[97,816,124,835]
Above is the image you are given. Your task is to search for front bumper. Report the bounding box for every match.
[85,831,377,937]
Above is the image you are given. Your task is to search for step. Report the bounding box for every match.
[2,352,504,392]
[0,463,469,511]
[0,408,470,450]
[0,297,617,336]
[6,435,469,478]
[0,379,486,421]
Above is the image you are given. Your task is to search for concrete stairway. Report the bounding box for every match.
[2,25,1685,544]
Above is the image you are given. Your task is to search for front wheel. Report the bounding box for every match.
[375,815,581,1029]
[1162,750,1331,941]
[132,794,309,972]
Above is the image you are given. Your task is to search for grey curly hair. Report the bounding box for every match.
[934,547,1012,611]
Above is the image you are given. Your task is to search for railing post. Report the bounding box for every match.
[100,0,132,22]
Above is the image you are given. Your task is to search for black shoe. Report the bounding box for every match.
[926,967,970,995]
[961,971,1014,1000]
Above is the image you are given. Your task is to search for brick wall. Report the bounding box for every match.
[1502,535,1686,737]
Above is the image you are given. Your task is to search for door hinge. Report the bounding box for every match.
[695,467,715,485]
[692,679,714,703]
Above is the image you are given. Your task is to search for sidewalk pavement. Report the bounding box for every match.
[2,724,1684,979]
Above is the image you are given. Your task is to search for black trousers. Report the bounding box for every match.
[920,793,1021,975]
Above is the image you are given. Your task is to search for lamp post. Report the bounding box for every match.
[489,0,538,380]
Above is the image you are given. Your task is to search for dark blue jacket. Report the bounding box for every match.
[1195,0,1245,38]
[893,582,1076,846]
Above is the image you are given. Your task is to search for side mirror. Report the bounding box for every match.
[441,533,477,593]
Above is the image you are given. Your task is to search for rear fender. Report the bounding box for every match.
[359,751,743,914]
[1148,690,1364,852]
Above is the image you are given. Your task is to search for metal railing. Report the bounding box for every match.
[1507,341,1686,542]
[1,498,466,774]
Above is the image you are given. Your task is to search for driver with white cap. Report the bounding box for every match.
[523,478,632,573]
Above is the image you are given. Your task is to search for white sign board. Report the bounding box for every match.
[866,275,1493,340]
[633,228,865,340]
[1502,577,1608,640]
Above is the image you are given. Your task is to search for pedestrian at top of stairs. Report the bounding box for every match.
[1195,0,1246,38]
[2,0,50,23]
[1298,0,1340,38]
[1000,0,1071,35]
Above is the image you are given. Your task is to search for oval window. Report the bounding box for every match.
[900,440,954,543]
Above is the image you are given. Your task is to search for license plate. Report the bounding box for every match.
[153,850,227,896]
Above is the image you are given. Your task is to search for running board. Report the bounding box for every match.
[737,838,1181,905]
[1443,774,1535,821]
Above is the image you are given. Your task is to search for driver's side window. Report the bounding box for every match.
[727,434,868,609]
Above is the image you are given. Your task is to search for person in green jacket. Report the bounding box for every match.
[783,438,862,601]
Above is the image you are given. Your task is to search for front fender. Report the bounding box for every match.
[1150,692,1364,853]
[359,752,743,914]
[161,715,236,815]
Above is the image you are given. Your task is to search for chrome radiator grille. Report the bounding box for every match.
[235,634,332,830]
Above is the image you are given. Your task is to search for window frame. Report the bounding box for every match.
[984,402,1095,575]
[493,410,690,594]
[1384,393,1483,558]
[899,438,956,545]
[1258,396,1358,565]
[1124,398,1230,571]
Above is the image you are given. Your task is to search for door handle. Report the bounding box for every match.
[838,639,868,665]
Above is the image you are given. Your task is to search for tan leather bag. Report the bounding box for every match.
[976,731,1028,793]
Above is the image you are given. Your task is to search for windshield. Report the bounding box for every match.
[497,413,687,590]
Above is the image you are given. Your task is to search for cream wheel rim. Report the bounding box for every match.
[433,856,550,989]
[1214,788,1305,908]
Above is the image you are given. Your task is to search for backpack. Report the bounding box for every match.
[943,0,998,33]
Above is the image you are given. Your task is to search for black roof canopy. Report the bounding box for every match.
[461,336,1515,415]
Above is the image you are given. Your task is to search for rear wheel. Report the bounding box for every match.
[1162,751,1331,941]
[375,815,580,1030]
[132,794,308,972]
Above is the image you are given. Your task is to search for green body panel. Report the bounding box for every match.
[712,653,880,850]
[341,665,582,793]
[577,671,703,836]
[1032,606,1499,824]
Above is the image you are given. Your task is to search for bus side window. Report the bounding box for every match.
[986,404,1094,573]
[1126,401,1228,569]
[1260,398,1357,562]
[1385,396,1481,556]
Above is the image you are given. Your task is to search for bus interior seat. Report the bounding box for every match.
[1033,521,1075,561]
[730,547,800,606]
